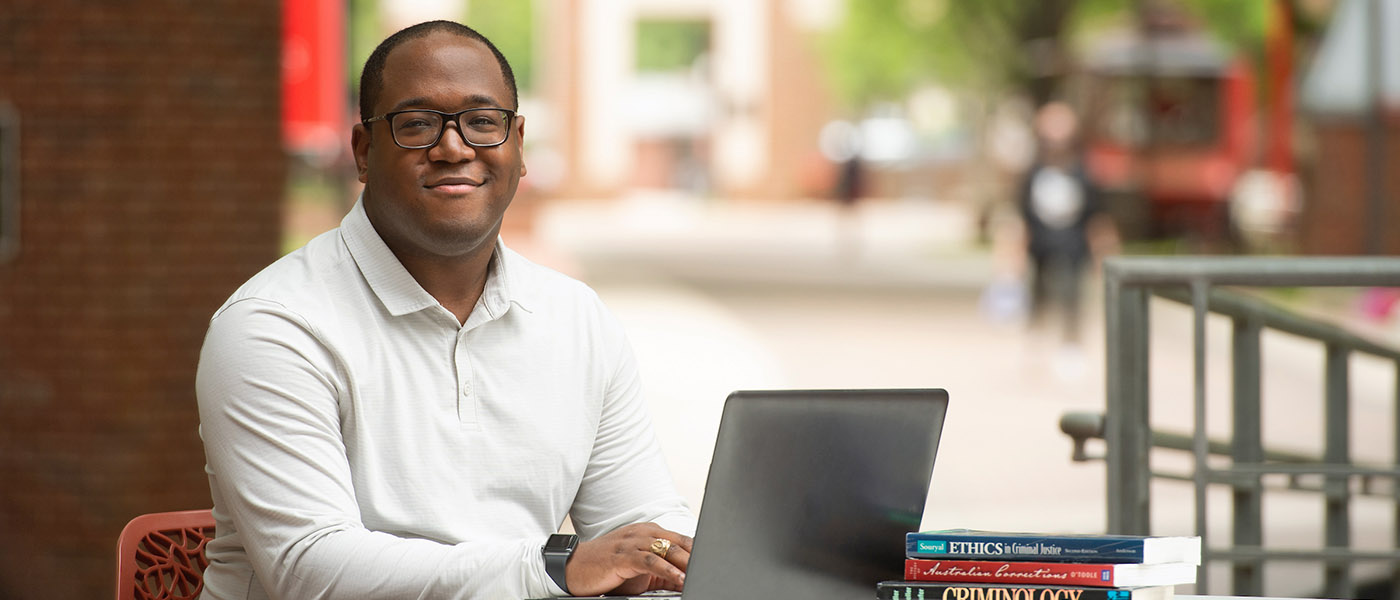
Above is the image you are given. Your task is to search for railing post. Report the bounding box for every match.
[1190,281,1211,593]
[1393,359,1400,600]
[1324,343,1352,598]
[1105,269,1151,535]
[1231,315,1264,596]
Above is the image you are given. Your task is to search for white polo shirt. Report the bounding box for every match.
[196,199,695,600]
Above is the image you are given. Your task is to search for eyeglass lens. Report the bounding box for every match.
[391,110,510,148]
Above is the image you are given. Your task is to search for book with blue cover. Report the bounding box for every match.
[905,530,1201,565]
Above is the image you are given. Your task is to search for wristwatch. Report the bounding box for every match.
[542,533,578,594]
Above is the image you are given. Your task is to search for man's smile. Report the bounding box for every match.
[425,175,484,194]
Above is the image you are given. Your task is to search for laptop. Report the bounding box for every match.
[559,388,949,600]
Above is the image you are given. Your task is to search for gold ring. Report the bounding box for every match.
[649,538,672,558]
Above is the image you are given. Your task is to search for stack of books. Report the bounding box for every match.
[877,529,1202,600]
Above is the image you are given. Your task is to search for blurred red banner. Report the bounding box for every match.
[283,0,348,157]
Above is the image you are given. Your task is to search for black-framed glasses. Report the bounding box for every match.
[362,108,517,149]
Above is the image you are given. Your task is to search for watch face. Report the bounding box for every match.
[545,534,578,553]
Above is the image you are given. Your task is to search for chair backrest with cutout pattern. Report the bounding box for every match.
[114,509,215,600]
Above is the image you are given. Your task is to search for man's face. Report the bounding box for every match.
[352,32,526,261]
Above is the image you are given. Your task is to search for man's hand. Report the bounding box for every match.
[563,523,693,596]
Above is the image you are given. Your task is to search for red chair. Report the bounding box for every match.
[115,509,216,600]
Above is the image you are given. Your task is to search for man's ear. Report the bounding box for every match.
[351,123,371,184]
[514,114,527,177]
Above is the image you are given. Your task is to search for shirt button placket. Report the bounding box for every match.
[454,334,478,427]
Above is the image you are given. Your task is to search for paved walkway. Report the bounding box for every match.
[525,196,1396,596]
[528,197,1113,529]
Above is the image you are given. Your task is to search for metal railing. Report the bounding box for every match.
[1072,256,1400,598]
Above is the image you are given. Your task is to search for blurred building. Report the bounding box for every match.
[1080,24,1256,242]
[0,3,284,598]
[1300,0,1400,254]
[536,0,837,201]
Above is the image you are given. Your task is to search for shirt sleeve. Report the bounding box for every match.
[197,298,559,600]
[566,307,698,540]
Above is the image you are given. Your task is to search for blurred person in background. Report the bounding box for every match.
[196,21,694,599]
[1018,101,1116,367]
[834,151,866,258]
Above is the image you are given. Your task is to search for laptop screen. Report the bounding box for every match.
[682,389,949,600]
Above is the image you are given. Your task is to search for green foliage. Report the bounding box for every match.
[816,0,1283,112]
[817,0,1111,109]
[1066,0,1136,43]
[345,0,536,107]
[817,0,1007,109]
[466,0,536,93]
[348,0,380,103]
[1180,0,1270,61]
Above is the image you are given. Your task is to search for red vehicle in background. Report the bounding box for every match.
[1081,28,1258,242]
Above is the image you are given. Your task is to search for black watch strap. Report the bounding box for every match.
[543,534,578,594]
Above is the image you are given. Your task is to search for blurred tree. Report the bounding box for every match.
[819,0,1115,109]
[346,1,539,106]
[348,0,378,105]
[1179,0,1329,60]
[1178,0,1330,106]
[466,0,536,94]
[817,0,1326,112]
[1180,0,1269,55]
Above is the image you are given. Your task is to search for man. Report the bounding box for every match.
[197,21,695,599]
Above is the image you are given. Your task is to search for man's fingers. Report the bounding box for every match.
[638,527,691,556]
[669,532,694,554]
[641,532,691,571]
[639,550,686,589]
[661,541,690,572]
[640,536,690,572]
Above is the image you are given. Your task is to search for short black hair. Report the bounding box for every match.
[358,20,519,121]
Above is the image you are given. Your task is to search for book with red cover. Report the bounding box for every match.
[905,558,1197,588]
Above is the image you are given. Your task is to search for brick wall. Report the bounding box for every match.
[1302,118,1400,255]
[0,3,284,598]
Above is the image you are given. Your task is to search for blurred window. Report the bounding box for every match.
[636,20,710,73]
[1146,77,1220,146]
[1089,76,1220,148]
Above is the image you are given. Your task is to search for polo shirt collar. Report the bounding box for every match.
[340,196,531,319]
[484,240,534,316]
